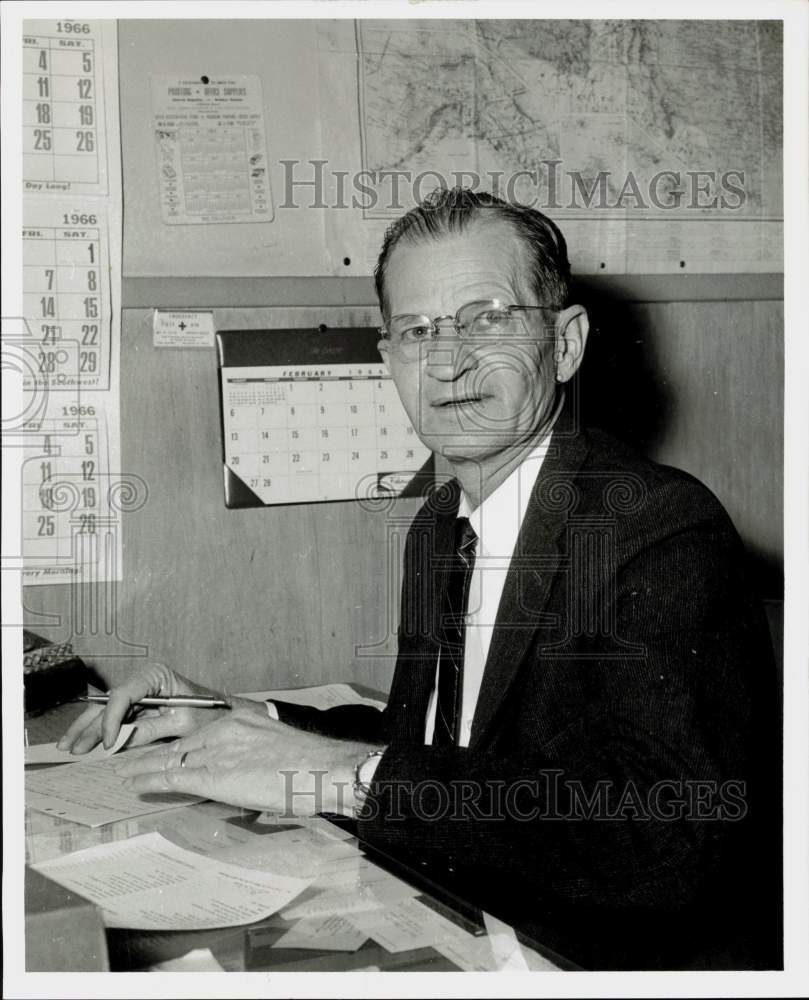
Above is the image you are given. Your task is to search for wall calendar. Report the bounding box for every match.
[217,328,430,508]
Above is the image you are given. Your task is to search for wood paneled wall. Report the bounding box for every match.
[578,296,783,594]
[23,296,783,695]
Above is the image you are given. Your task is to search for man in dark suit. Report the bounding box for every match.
[61,188,780,969]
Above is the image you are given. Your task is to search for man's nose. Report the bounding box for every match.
[423,330,478,381]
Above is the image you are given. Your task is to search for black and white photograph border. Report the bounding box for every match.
[2,1,807,998]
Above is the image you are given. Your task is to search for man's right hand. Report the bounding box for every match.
[56,662,232,754]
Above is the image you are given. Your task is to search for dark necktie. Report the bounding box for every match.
[433,513,478,746]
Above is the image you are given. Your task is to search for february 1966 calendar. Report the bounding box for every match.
[217,328,430,507]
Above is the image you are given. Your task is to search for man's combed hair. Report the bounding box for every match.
[373,187,571,318]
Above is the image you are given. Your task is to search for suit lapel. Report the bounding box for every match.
[386,481,458,744]
[469,410,591,749]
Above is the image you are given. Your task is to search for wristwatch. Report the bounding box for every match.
[353,749,385,807]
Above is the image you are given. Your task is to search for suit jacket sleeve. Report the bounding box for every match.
[271,699,388,744]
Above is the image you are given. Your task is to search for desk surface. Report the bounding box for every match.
[24,700,568,974]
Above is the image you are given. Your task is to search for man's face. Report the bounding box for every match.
[379,222,559,464]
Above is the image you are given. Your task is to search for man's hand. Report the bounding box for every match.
[56,662,267,754]
[113,712,378,817]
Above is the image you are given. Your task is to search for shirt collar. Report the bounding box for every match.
[458,419,558,559]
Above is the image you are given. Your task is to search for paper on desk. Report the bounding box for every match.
[150,948,226,972]
[32,831,312,930]
[25,724,136,766]
[25,750,203,827]
[348,898,441,954]
[348,897,492,964]
[311,854,409,893]
[481,911,561,971]
[281,875,418,922]
[272,913,368,952]
[25,813,143,866]
[433,933,496,972]
[240,682,386,712]
[213,827,358,878]
[306,815,355,841]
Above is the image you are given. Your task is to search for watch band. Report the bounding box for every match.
[353,749,385,807]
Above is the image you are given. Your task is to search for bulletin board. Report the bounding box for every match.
[118,19,783,280]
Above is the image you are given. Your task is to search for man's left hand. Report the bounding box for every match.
[113,712,376,816]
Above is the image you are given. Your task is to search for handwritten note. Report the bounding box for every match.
[32,831,312,930]
[25,724,135,766]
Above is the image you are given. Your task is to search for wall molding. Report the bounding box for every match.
[123,273,784,309]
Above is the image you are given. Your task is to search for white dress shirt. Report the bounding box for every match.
[424,432,554,747]
[268,424,556,777]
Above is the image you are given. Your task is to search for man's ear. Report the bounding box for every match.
[377,338,392,372]
[553,305,589,383]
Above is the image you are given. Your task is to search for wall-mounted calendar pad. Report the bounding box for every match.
[217,328,430,507]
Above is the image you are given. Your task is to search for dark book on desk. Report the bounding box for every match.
[23,629,88,714]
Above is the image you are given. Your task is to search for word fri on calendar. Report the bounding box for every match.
[221,364,430,505]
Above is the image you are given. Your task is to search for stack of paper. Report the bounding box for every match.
[25,750,203,827]
[25,724,136,766]
[32,832,312,930]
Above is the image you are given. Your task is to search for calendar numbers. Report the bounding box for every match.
[23,418,104,562]
[24,32,101,185]
[223,364,430,505]
[23,223,109,389]
[57,22,92,34]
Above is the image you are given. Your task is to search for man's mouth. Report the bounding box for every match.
[431,395,490,408]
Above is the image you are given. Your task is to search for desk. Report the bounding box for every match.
[24,701,570,974]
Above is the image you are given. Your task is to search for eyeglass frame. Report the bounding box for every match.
[378,298,557,353]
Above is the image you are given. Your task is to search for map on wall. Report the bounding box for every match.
[319,19,783,275]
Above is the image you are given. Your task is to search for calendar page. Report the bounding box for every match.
[23,199,113,391]
[21,412,115,582]
[20,19,123,585]
[221,363,429,506]
[23,22,113,196]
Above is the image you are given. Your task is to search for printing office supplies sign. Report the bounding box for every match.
[151,76,273,225]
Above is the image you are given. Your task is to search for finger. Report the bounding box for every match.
[126,712,189,748]
[113,741,184,776]
[56,705,103,752]
[135,720,214,755]
[134,714,238,753]
[99,666,177,749]
[179,711,280,749]
[101,687,142,750]
[123,765,208,798]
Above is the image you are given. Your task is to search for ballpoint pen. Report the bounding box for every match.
[76,694,232,709]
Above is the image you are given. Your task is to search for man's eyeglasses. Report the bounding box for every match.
[379,298,556,362]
